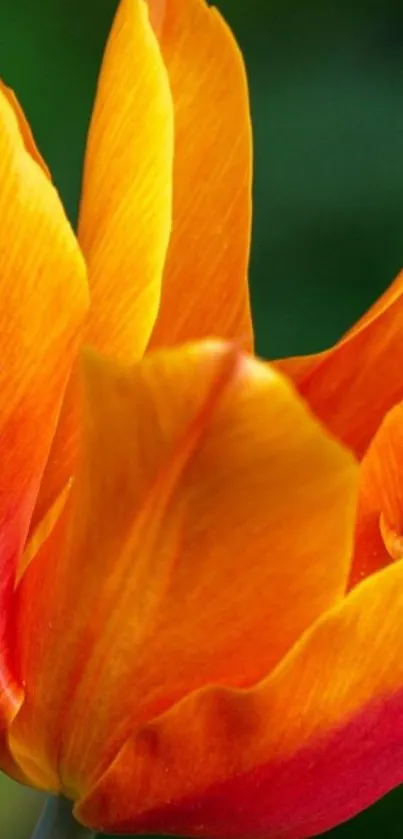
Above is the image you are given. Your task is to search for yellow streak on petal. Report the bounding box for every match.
[18,480,73,582]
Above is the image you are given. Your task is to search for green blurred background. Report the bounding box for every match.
[0,0,402,836]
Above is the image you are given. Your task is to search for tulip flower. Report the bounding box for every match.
[0,2,402,839]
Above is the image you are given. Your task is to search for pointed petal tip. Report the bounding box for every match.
[0,80,51,179]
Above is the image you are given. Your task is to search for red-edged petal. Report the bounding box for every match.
[77,559,403,838]
[0,85,87,728]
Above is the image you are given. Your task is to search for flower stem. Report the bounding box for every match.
[31,795,96,839]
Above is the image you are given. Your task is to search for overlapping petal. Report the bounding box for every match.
[147,0,253,351]
[78,0,174,360]
[0,87,87,727]
[77,559,403,839]
[276,269,403,459]
[8,342,356,798]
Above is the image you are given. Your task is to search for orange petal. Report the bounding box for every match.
[0,87,87,726]
[276,269,403,459]
[9,342,356,796]
[78,0,173,362]
[348,401,403,588]
[147,0,253,351]
[78,559,403,838]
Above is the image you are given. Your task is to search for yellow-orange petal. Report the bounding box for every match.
[9,342,356,796]
[78,0,173,362]
[147,0,253,351]
[276,269,403,459]
[0,87,87,725]
[348,401,403,588]
[78,559,403,838]
[28,0,174,538]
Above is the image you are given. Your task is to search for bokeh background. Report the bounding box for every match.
[0,0,402,836]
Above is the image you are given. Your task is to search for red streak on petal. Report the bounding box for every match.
[103,690,403,839]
